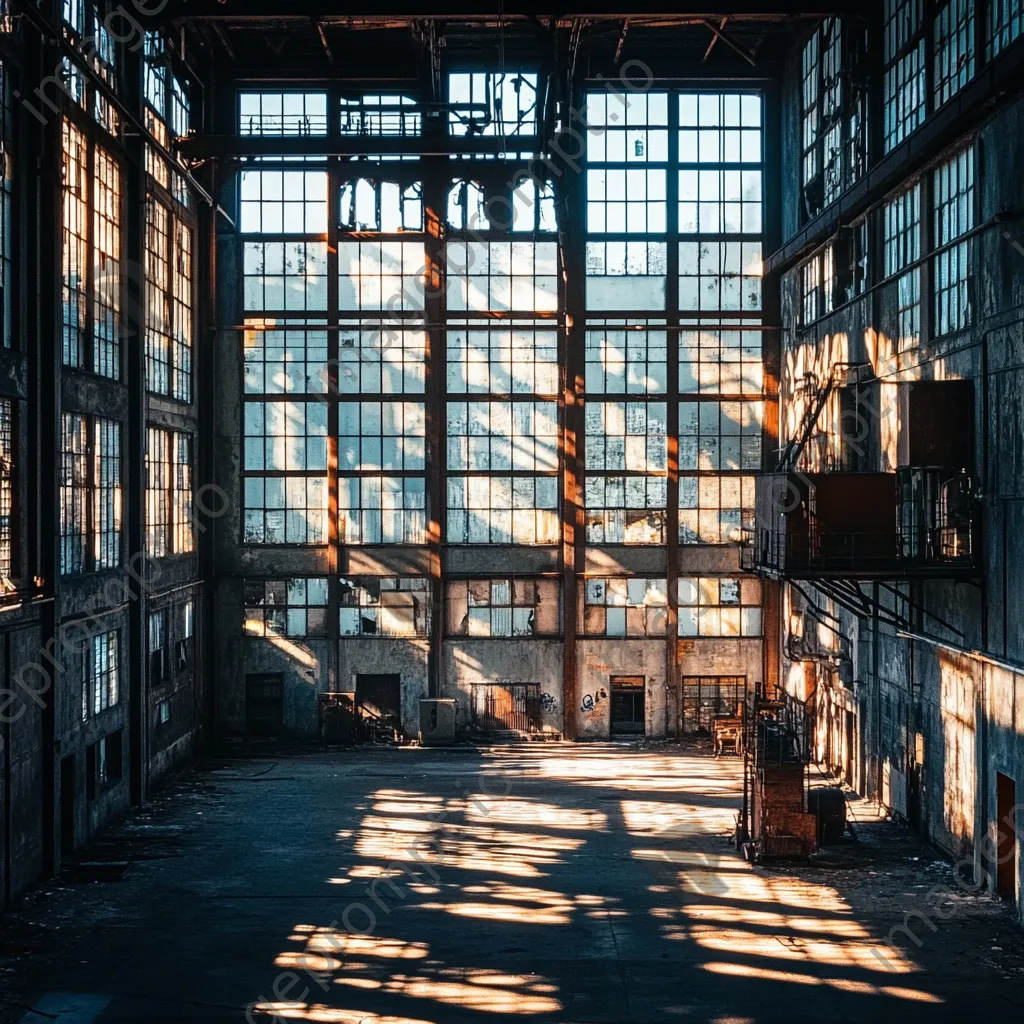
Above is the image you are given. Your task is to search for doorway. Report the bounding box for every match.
[997,772,1017,898]
[60,755,75,856]
[356,674,402,738]
[245,674,284,736]
[610,676,645,736]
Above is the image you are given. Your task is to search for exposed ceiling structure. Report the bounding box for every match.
[150,3,867,78]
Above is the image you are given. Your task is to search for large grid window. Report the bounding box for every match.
[447,476,558,545]
[586,322,667,395]
[0,64,12,350]
[92,147,121,379]
[447,401,557,473]
[339,241,425,312]
[62,120,89,369]
[239,92,329,136]
[934,0,975,107]
[339,477,426,544]
[883,0,927,153]
[583,90,764,553]
[801,29,820,194]
[583,578,667,637]
[241,171,328,234]
[82,631,119,718]
[446,183,559,545]
[447,322,557,395]
[244,578,328,637]
[884,184,921,351]
[341,577,430,637]
[62,119,123,379]
[680,401,763,473]
[244,321,329,395]
[146,427,170,558]
[446,241,557,313]
[244,477,327,544]
[801,20,867,216]
[340,322,426,394]
[172,218,193,401]
[988,0,1023,55]
[240,143,334,550]
[61,414,121,575]
[173,433,194,553]
[933,146,974,337]
[677,577,762,637]
[146,428,193,557]
[446,579,559,637]
[244,241,329,312]
[0,398,10,580]
[680,320,762,396]
[245,400,328,476]
[144,199,194,401]
[339,401,425,472]
[144,199,171,392]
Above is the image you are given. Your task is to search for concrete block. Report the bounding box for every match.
[419,699,456,746]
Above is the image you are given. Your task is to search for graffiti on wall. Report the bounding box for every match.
[580,688,608,714]
[540,692,556,712]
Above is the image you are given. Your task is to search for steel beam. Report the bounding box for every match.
[150,2,867,19]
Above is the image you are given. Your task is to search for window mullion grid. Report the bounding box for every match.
[666,93,681,691]
[920,164,934,348]
[84,132,96,374]
[326,156,340,569]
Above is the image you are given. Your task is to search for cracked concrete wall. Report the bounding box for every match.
[443,640,564,735]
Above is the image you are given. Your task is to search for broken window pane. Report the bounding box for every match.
[585,241,666,311]
[448,72,538,137]
[583,577,666,636]
[676,576,761,636]
[446,578,560,636]
[340,577,429,636]
[340,179,422,232]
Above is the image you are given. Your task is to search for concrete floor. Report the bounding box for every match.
[5,744,1024,1023]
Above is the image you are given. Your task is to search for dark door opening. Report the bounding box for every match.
[610,676,645,736]
[356,674,402,740]
[997,772,1017,898]
[246,674,284,737]
[60,755,75,856]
